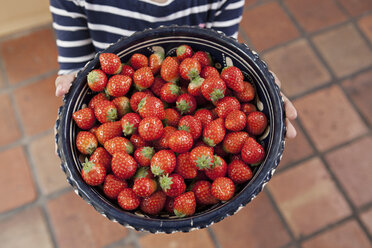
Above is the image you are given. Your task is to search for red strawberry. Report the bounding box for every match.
[164,197,175,214]
[168,130,193,154]
[214,143,228,158]
[88,92,108,109]
[234,81,255,102]
[192,51,212,67]
[96,121,122,145]
[222,132,249,154]
[175,152,197,179]
[111,152,138,179]
[176,93,197,115]
[149,52,164,74]
[150,77,166,97]
[76,131,97,155]
[161,56,179,83]
[160,82,180,103]
[192,180,219,205]
[119,64,135,78]
[246,111,268,136]
[94,100,118,123]
[228,159,253,184]
[220,66,244,93]
[133,166,154,182]
[153,126,177,150]
[134,146,155,167]
[130,133,151,150]
[81,158,106,186]
[103,174,127,199]
[176,44,193,61]
[163,108,181,127]
[130,91,148,112]
[205,155,227,180]
[104,137,133,155]
[201,76,226,102]
[178,115,202,140]
[105,75,132,97]
[99,53,122,74]
[73,108,96,130]
[137,96,165,120]
[225,110,246,131]
[87,69,107,92]
[211,177,235,201]
[194,109,213,128]
[150,150,176,176]
[188,76,204,97]
[130,53,148,70]
[89,147,112,171]
[173,191,196,217]
[241,103,257,116]
[138,117,164,141]
[89,125,99,136]
[140,191,167,215]
[203,118,226,147]
[215,97,241,119]
[133,177,157,197]
[133,67,154,90]
[200,66,219,79]
[118,188,140,210]
[112,96,131,118]
[121,113,141,136]
[241,137,265,165]
[159,173,186,197]
[179,58,201,80]
[189,146,214,170]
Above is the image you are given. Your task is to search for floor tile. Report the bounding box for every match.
[325,136,372,207]
[0,93,22,147]
[47,191,127,248]
[358,14,372,43]
[29,132,69,195]
[284,0,347,33]
[312,24,372,78]
[337,0,372,17]
[0,146,37,213]
[240,2,299,51]
[139,229,215,248]
[263,39,331,97]
[360,208,372,236]
[13,75,62,136]
[212,192,291,248]
[0,70,6,89]
[0,207,53,248]
[302,220,371,248]
[0,28,58,85]
[294,85,367,151]
[268,157,352,238]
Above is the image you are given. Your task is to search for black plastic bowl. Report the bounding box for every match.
[55,26,285,233]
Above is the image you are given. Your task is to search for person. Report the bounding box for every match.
[51,0,297,138]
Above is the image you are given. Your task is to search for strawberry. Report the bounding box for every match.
[88,92,108,109]
[160,82,180,103]
[150,150,176,176]
[137,96,165,120]
[211,177,235,201]
[130,53,148,70]
[194,109,213,128]
[150,77,166,97]
[118,188,140,210]
[189,146,214,170]
[104,137,133,155]
[76,131,97,155]
[178,115,202,140]
[173,191,196,217]
[163,108,181,127]
[138,117,164,141]
[153,126,177,150]
[134,146,155,167]
[119,64,135,78]
[140,191,167,215]
[130,133,151,150]
[94,100,118,123]
[164,197,175,214]
[215,97,241,119]
[192,180,219,205]
[133,177,157,197]
[220,66,244,93]
[246,111,268,136]
[192,51,212,67]
[133,67,154,90]
[160,56,179,83]
[96,121,122,145]
[111,152,138,179]
[121,113,141,136]
[222,132,249,154]
[228,159,253,184]
[214,143,228,158]
[105,75,132,97]
[241,103,257,116]
[200,66,219,79]
[205,155,227,180]
[168,130,193,154]
[81,158,106,186]
[87,69,107,92]
[89,125,99,136]
[179,58,201,80]
[159,173,186,197]
[73,108,96,130]
[203,118,226,147]
[188,76,204,96]
[99,53,122,75]
[89,147,112,171]
[176,93,197,115]
[225,110,246,131]
[149,52,164,74]
[201,76,226,102]
[103,174,127,199]
[234,81,255,102]
[241,137,265,165]
[112,96,131,118]
[130,91,148,112]
[176,44,193,61]
[175,152,197,179]
[133,166,154,181]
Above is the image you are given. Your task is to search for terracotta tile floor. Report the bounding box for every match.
[1,1,372,247]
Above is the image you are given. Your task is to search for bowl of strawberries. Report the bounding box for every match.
[55,26,285,233]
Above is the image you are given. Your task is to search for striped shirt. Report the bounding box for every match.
[50,0,245,75]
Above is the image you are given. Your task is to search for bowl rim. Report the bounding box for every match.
[55,25,286,233]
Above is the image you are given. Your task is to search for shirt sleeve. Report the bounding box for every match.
[50,0,96,75]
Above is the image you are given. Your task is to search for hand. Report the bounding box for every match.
[55,73,76,97]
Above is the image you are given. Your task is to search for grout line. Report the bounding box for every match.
[207,227,223,248]
[40,204,59,248]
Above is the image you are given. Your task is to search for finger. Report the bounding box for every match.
[286,119,297,139]
[270,70,281,88]
[282,94,297,120]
